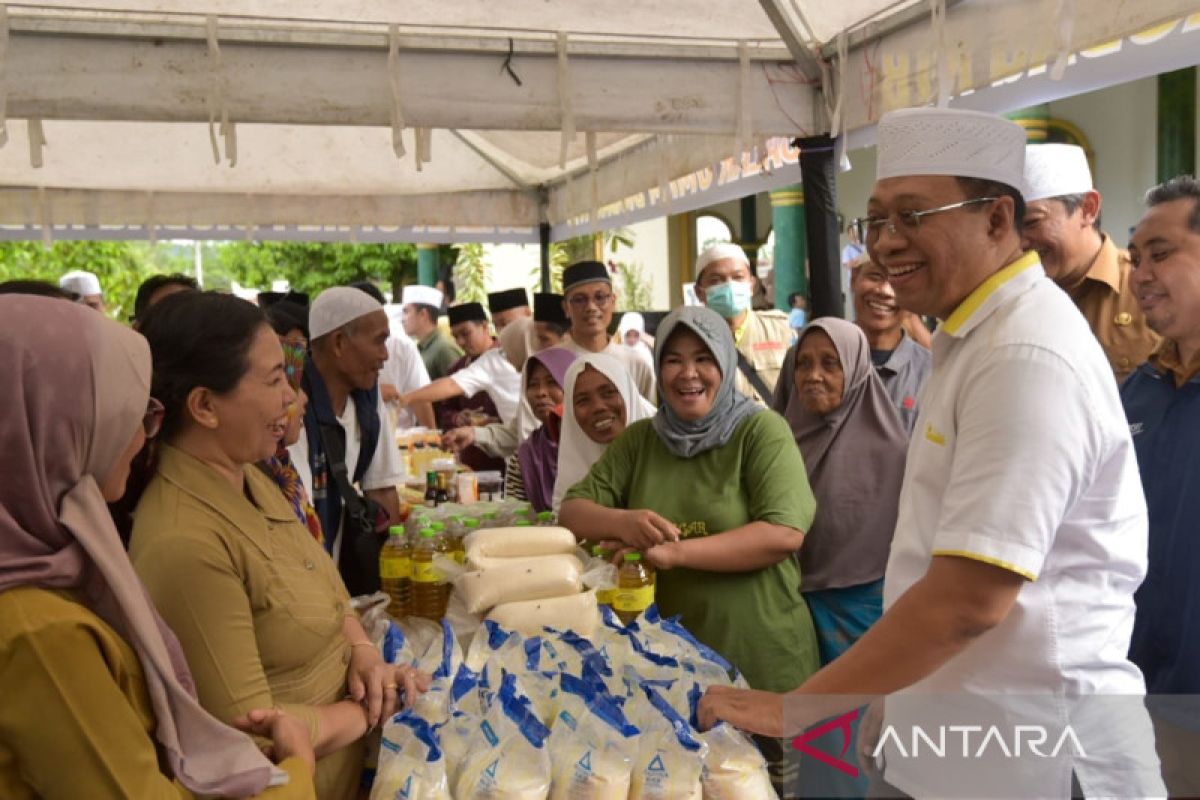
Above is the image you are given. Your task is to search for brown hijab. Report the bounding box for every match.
[773,317,909,591]
[0,296,282,796]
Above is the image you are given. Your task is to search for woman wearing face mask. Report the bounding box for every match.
[559,306,819,794]
[552,352,655,511]
[129,292,429,800]
[0,296,318,799]
[503,347,578,511]
[693,243,792,405]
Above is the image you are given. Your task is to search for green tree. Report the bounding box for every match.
[453,243,488,304]
[0,241,154,320]
[213,242,422,300]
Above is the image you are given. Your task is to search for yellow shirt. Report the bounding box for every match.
[734,308,792,405]
[1067,234,1160,383]
[0,586,314,800]
[130,444,362,800]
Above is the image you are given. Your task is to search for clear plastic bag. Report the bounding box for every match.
[370,711,451,800]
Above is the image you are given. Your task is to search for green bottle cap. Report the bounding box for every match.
[624,553,642,562]
[464,518,480,528]
[514,520,532,527]
[388,525,405,537]
[537,511,555,522]
[482,511,497,520]
[420,528,437,538]
[431,522,445,532]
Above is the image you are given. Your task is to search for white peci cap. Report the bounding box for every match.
[1023,143,1094,202]
[876,107,1027,189]
[695,242,749,280]
[59,270,103,297]
[310,286,383,340]
[401,284,444,308]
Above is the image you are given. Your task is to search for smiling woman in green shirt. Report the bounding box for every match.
[559,305,819,796]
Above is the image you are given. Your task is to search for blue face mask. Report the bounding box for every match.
[704,280,754,319]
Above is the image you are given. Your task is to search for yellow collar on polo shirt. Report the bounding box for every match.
[942,251,1041,336]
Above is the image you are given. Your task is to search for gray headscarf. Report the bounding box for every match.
[651,306,762,458]
[773,317,909,590]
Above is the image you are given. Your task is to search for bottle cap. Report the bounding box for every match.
[537,511,555,521]
[388,525,405,537]
[431,522,445,532]
[514,520,532,527]
[624,553,642,562]
[464,518,480,528]
[420,528,437,538]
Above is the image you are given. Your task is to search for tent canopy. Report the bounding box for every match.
[0,0,1196,242]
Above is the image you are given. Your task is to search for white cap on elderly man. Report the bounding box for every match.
[401,284,444,308]
[1023,144,1093,202]
[876,108,1027,189]
[695,243,749,279]
[310,286,383,340]
[59,270,103,297]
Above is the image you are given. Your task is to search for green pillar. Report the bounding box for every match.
[739,195,759,272]
[770,185,806,311]
[417,243,439,287]
[1006,104,1051,143]
[1157,68,1197,183]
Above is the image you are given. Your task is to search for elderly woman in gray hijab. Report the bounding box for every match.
[559,306,820,795]
[775,317,909,666]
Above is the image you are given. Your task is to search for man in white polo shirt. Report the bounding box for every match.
[698,108,1162,799]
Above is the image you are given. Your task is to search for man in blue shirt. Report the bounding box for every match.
[1122,174,1200,797]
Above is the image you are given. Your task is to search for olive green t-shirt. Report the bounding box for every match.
[566,411,820,692]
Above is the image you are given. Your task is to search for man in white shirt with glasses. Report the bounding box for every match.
[699,107,1162,800]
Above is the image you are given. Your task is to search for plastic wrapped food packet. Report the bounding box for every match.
[458,554,583,614]
[676,681,778,799]
[487,590,599,637]
[464,525,578,560]
[413,619,463,682]
[547,672,640,800]
[370,712,451,800]
[463,619,524,673]
[454,671,553,799]
[627,683,707,800]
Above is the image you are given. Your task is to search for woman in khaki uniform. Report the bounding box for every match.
[129,292,427,800]
[0,295,317,799]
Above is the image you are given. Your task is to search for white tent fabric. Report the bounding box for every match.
[0,0,1195,242]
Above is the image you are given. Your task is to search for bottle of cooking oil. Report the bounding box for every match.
[614,553,654,626]
[444,516,467,565]
[379,525,411,618]
[412,528,448,620]
[592,544,615,613]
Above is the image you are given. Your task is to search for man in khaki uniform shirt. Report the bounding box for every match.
[1022,144,1159,383]
[693,242,792,404]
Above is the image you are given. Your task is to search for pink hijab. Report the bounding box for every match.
[0,296,282,796]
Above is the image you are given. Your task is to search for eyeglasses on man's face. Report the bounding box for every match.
[850,196,999,244]
[567,290,614,309]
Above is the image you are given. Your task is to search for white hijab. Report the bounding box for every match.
[551,352,655,510]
